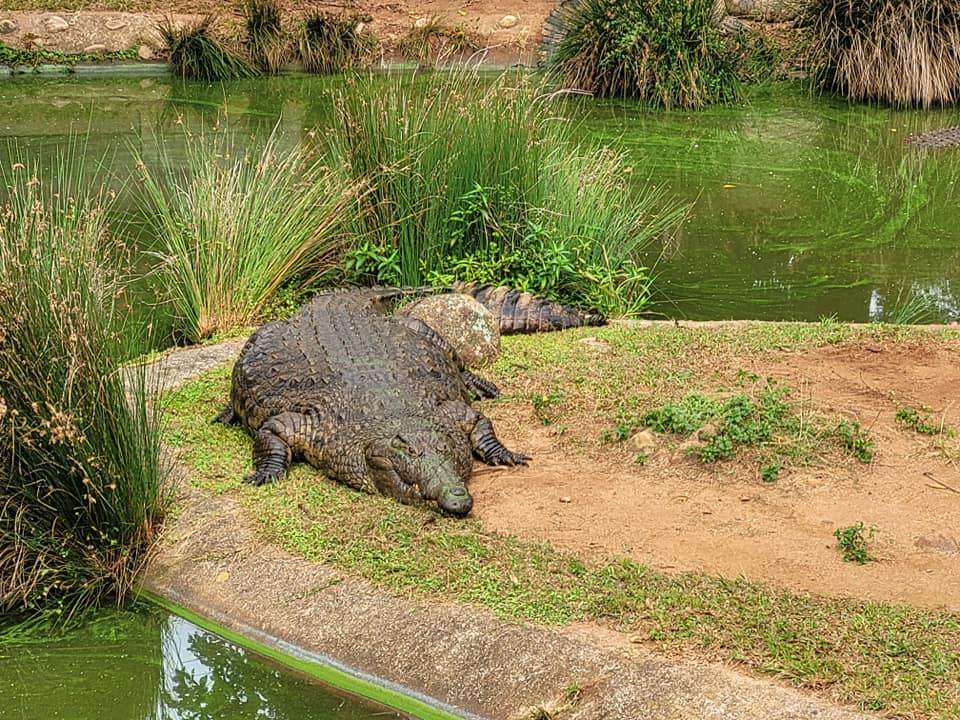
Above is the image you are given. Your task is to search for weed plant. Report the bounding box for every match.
[801,0,960,107]
[896,406,954,437]
[135,127,363,343]
[834,522,875,564]
[244,0,288,74]
[324,71,686,317]
[159,16,259,81]
[298,12,377,74]
[0,146,167,628]
[610,374,877,471]
[547,0,742,108]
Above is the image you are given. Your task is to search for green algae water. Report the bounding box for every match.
[2,72,960,322]
[0,608,405,720]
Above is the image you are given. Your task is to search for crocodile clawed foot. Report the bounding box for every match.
[243,469,283,486]
[489,449,532,467]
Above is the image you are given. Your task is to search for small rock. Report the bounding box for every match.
[105,19,128,31]
[499,15,519,29]
[0,19,17,34]
[398,294,501,368]
[630,429,658,454]
[83,44,107,54]
[43,15,69,33]
[414,17,430,29]
[138,44,155,61]
[578,336,610,352]
[915,532,959,555]
[559,496,571,504]
[28,38,45,50]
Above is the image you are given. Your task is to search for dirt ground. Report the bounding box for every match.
[473,335,960,612]
[0,0,560,65]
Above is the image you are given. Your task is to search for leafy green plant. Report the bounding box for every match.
[0,41,138,71]
[834,522,875,564]
[801,0,960,107]
[159,16,259,81]
[297,12,376,74]
[547,0,745,108]
[0,144,168,628]
[135,127,363,342]
[836,419,874,463]
[896,405,954,436]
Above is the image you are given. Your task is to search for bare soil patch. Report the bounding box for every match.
[472,334,960,612]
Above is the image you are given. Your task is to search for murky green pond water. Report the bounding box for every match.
[0,608,404,719]
[3,70,960,324]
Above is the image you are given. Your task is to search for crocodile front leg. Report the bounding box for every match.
[470,416,531,466]
[245,411,327,486]
[441,401,531,466]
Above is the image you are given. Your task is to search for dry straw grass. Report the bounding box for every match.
[803,0,960,107]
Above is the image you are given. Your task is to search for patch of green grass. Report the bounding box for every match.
[896,406,954,437]
[834,522,875,565]
[607,373,869,474]
[163,326,960,718]
[159,16,258,82]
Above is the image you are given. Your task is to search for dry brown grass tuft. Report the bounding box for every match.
[803,0,960,107]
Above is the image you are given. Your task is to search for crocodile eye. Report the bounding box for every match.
[391,434,422,457]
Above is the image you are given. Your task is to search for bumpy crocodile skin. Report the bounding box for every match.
[217,290,529,516]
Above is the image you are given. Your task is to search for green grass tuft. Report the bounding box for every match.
[134,126,363,343]
[324,70,686,318]
[547,0,743,108]
[0,141,169,629]
[159,16,259,81]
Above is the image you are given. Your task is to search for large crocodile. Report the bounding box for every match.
[215,289,530,516]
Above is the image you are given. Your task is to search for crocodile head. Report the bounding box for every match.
[364,427,474,516]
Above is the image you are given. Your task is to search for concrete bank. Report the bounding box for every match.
[142,339,877,720]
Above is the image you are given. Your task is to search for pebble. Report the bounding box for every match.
[84,43,107,54]
[43,15,69,33]
[105,19,128,31]
[138,44,155,60]
[414,16,430,29]
[0,18,17,34]
[499,15,519,29]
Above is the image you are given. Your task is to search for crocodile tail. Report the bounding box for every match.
[453,281,607,334]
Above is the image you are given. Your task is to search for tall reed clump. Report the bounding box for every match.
[801,0,960,107]
[323,72,686,317]
[159,16,259,81]
[136,128,363,343]
[547,0,740,108]
[244,0,289,74]
[297,12,377,74]
[0,147,168,629]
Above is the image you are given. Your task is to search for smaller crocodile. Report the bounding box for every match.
[452,281,607,334]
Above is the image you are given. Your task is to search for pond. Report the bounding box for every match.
[0,607,409,720]
[2,69,960,324]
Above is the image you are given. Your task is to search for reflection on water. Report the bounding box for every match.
[0,609,402,720]
[2,72,960,322]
